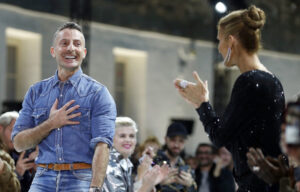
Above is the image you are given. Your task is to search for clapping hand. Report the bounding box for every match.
[247,147,291,185]
[176,170,194,187]
[174,71,209,108]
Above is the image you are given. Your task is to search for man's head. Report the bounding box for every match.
[195,143,216,168]
[0,111,19,152]
[164,122,188,158]
[50,22,87,72]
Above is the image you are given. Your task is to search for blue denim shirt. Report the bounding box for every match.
[12,68,116,164]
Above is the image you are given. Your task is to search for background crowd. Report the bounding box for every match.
[0,96,299,191]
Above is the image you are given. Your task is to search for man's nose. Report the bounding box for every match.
[67,43,75,51]
[174,142,180,147]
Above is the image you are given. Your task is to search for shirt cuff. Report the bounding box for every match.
[196,102,214,124]
[90,137,112,149]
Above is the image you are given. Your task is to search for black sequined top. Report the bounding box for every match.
[197,70,285,191]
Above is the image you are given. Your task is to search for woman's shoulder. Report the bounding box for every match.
[235,70,282,88]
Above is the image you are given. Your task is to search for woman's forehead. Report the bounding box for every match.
[116,126,135,133]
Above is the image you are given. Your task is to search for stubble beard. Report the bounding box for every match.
[166,146,180,158]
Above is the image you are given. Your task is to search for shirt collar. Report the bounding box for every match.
[111,148,133,170]
[52,68,83,88]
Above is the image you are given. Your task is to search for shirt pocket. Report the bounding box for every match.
[32,108,48,126]
[72,107,91,132]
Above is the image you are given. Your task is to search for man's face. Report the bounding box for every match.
[0,119,16,151]
[196,146,214,167]
[165,135,185,158]
[50,28,87,72]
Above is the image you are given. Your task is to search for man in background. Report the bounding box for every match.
[154,122,197,191]
[195,143,235,192]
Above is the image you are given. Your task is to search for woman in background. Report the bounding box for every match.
[102,117,168,192]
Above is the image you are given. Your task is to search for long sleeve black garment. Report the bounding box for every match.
[197,70,285,192]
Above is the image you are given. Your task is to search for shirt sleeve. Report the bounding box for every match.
[90,86,116,149]
[11,86,35,142]
[196,75,259,147]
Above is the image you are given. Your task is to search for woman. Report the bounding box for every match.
[174,5,285,192]
[102,117,138,192]
[102,117,168,192]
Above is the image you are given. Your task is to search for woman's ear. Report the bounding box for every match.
[227,35,235,48]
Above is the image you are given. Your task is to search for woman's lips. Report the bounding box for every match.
[122,144,132,149]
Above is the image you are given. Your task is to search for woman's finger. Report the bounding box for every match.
[192,71,204,85]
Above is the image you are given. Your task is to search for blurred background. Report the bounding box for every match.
[0,0,299,155]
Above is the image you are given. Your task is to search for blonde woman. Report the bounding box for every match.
[175,5,285,192]
[102,117,168,192]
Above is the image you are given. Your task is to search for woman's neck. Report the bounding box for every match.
[236,52,269,74]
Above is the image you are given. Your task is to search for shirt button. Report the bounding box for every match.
[58,128,60,131]
[59,158,62,161]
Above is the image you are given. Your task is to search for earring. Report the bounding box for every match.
[223,47,232,65]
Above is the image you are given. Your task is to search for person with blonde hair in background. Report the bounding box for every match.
[102,117,169,192]
[175,5,285,192]
[0,149,21,192]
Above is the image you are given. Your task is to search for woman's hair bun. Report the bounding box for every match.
[242,5,266,30]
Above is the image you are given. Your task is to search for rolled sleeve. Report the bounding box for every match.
[90,137,113,149]
[90,86,116,149]
[11,86,35,142]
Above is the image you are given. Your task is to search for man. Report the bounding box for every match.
[12,22,116,192]
[0,111,36,192]
[154,122,197,192]
[195,143,235,192]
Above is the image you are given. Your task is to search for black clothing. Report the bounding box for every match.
[197,70,285,192]
[195,163,235,192]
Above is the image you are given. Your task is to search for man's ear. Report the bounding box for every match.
[0,125,3,132]
[50,47,55,58]
[83,48,87,59]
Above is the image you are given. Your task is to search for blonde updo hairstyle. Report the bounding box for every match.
[218,5,266,54]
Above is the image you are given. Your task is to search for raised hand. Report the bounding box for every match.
[138,164,170,192]
[137,155,153,181]
[48,99,81,129]
[16,151,36,177]
[160,167,178,185]
[246,147,291,184]
[175,170,194,187]
[174,71,209,108]
[142,146,156,158]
